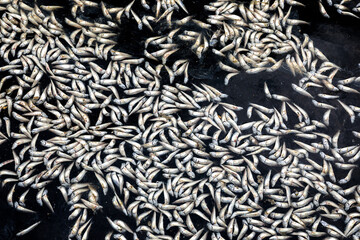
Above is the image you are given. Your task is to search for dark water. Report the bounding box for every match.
[0,0,360,239]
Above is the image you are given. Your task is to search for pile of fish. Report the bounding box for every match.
[0,0,359,239]
[318,0,360,19]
